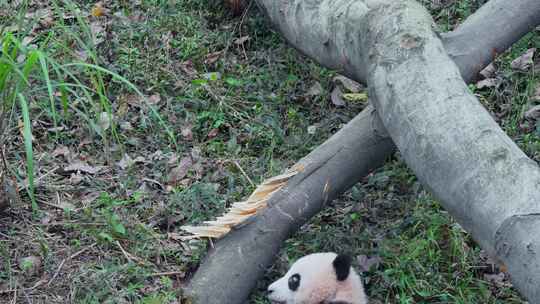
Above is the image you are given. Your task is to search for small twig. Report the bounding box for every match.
[1,145,10,187]
[38,201,72,210]
[0,102,6,147]
[222,0,253,59]
[38,221,106,226]
[0,288,15,294]
[33,166,59,185]
[116,240,133,262]
[9,288,16,304]
[237,0,253,60]
[1,279,47,295]
[142,177,165,190]
[47,258,67,287]
[69,243,97,260]
[202,86,250,124]
[232,160,255,187]
[115,241,146,266]
[22,288,31,304]
[47,243,97,287]
[149,271,185,277]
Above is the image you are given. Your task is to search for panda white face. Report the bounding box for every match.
[267,252,368,304]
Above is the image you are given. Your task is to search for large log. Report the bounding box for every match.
[442,0,540,83]
[186,0,540,303]
[364,1,540,300]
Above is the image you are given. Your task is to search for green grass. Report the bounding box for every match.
[0,0,537,303]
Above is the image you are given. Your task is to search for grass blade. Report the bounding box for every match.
[63,62,177,145]
[17,93,38,213]
[37,51,58,128]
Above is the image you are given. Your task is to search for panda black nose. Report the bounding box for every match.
[267,287,275,295]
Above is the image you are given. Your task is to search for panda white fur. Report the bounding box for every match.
[267,252,368,304]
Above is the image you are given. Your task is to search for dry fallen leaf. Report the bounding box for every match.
[148,94,161,105]
[116,100,129,118]
[117,153,134,170]
[118,93,143,108]
[181,125,193,141]
[333,75,363,93]
[26,8,54,30]
[39,16,55,29]
[64,161,101,174]
[483,272,512,288]
[0,180,9,212]
[524,105,540,121]
[204,51,222,65]
[179,60,197,77]
[532,84,540,101]
[306,82,324,97]
[479,62,497,79]
[511,48,536,71]
[91,2,108,17]
[534,61,540,74]
[331,86,346,106]
[70,173,83,185]
[476,78,498,89]
[207,128,219,139]
[168,153,179,165]
[357,255,382,273]
[18,119,35,141]
[191,147,202,162]
[161,31,173,51]
[90,21,106,45]
[133,156,145,163]
[193,162,204,179]
[1,176,21,208]
[22,36,34,47]
[234,36,250,45]
[81,192,101,205]
[120,121,133,131]
[47,126,65,132]
[52,146,71,158]
[169,157,193,184]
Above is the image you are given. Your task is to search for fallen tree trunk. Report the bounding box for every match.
[364,1,540,300]
[186,0,540,303]
[441,0,540,83]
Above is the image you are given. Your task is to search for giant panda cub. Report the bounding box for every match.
[267,252,368,304]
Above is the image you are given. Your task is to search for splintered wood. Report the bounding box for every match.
[181,167,300,239]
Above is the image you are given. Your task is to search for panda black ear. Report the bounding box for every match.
[332,254,351,281]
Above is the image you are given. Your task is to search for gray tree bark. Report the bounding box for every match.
[186,0,540,303]
[442,0,540,83]
[365,1,540,300]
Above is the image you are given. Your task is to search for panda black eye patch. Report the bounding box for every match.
[288,273,301,291]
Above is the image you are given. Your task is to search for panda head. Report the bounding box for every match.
[267,252,368,304]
